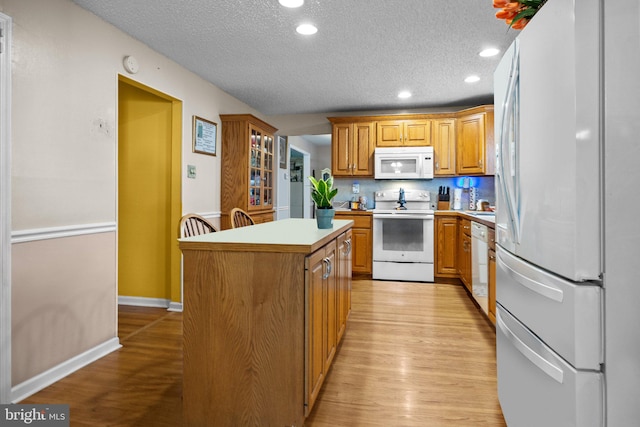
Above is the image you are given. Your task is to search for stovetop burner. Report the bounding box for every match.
[373,189,432,213]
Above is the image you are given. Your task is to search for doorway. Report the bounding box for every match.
[290,145,311,219]
[117,76,182,306]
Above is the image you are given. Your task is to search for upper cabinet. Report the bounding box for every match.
[328,106,494,178]
[329,118,375,177]
[220,114,277,229]
[455,106,495,176]
[432,118,456,176]
[376,119,431,147]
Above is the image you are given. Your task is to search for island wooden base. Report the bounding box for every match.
[179,219,353,426]
[182,250,306,426]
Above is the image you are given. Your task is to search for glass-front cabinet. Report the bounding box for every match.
[249,125,274,209]
[221,114,278,230]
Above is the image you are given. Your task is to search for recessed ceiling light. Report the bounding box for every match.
[464,75,480,83]
[296,24,317,35]
[479,48,500,57]
[279,0,304,7]
[398,91,412,99]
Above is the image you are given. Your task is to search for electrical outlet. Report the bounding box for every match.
[352,183,360,194]
[187,165,196,179]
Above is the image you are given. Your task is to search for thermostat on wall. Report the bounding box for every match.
[123,55,139,74]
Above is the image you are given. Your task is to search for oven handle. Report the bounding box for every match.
[373,214,434,220]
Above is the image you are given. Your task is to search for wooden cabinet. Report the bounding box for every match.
[335,211,372,275]
[435,216,458,277]
[220,114,277,229]
[329,120,375,177]
[376,119,431,147]
[456,106,495,176]
[432,118,456,176]
[307,239,337,413]
[336,230,352,345]
[179,219,352,426]
[306,228,352,416]
[458,218,472,292]
[488,228,496,325]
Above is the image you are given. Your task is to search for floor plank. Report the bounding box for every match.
[21,280,505,426]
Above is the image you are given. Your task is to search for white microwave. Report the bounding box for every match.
[374,146,434,179]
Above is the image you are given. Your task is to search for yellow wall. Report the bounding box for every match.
[118,78,181,300]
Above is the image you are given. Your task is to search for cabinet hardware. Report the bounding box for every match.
[322,257,332,279]
[344,239,352,255]
[435,161,439,170]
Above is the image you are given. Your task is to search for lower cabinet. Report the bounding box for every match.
[335,211,372,275]
[305,230,352,417]
[458,218,472,292]
[180,220,352,426]
[435,215,458,277]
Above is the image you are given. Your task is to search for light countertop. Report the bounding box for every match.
[178,218,353,254]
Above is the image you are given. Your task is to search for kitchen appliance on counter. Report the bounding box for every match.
[494,0,640,425]
[372,189,434,282]
[374,147,434,179]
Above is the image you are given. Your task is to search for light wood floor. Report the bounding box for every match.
[22,280,506,426]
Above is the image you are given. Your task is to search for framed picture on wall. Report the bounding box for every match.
[279,135,288,169]
[192,116,217,156]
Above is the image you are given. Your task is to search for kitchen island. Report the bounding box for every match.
[178,218,353,426]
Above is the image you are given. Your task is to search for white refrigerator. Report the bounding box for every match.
[494,0,640,425]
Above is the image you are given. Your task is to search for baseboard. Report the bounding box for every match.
[11,337,121,403]
[167,301,183,312]
[118,296,170,308]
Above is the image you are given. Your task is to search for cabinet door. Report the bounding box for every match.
[306,248,326,413]
[435,217,458,276]
[456,113,486,175]
[433,119,456,175]
[404,120,431,146]
[376,121,404,146]
[323,240,337,371]
[336,230,352,343]
[351,227,372,274]
[462,233,472,292]
[248,125,274,211]
[352,122,375,176]
[331,123,352,176]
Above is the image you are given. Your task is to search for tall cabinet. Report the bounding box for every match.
[220,114,278,229]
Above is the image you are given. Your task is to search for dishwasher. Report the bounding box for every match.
[471,222,489,311]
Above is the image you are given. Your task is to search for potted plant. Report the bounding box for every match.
[308,168,338,229]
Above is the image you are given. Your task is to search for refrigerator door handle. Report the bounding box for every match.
[498,39,521,244]
[497,310,564,384]
[497,250,564,302]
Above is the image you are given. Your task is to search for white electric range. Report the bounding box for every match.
[372,189,434,282]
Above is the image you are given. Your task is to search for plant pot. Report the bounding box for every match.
[315,208,335,229]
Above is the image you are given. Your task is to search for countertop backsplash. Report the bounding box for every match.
[333,176,495,210]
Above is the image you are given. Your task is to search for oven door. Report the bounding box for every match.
[372,214,434,263]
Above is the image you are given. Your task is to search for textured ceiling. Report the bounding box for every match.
[72,0,517,115]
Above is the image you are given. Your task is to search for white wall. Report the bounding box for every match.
[0,0,266,399]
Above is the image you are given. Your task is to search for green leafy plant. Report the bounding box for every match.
[308,168,338,209]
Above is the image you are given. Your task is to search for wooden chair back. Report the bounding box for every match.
[230,208,255,229]
[180,214,218,238]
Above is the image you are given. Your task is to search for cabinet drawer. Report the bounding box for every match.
[335,213,371,229]
[459,218,471,236]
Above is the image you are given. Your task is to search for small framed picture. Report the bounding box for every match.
[192,116,217,156]
[279,135,288,169]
